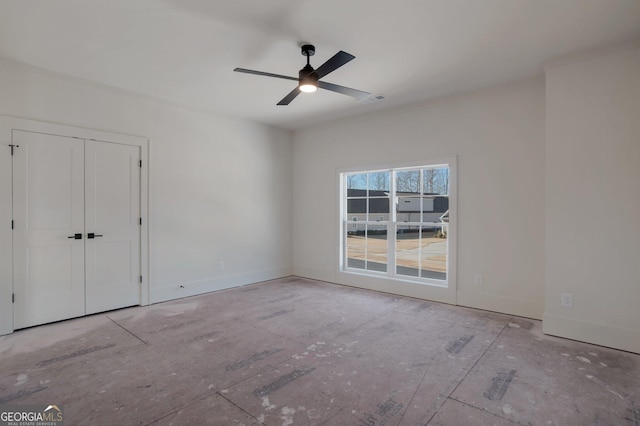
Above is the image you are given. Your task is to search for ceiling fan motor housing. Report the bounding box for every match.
[299,64,317,81]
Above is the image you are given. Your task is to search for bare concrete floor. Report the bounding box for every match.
[1,276,639,425]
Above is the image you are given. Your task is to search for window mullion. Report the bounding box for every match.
[418,226,422,278]
[388,171,397,277]
[364,223,368,270]
[390,170,396,223]
[418,169,423,278]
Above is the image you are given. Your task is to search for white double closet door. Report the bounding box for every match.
[13,130,141,329]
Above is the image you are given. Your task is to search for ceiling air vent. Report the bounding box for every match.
[358,94,386,105]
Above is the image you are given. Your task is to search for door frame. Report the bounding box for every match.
[0,115,150,335]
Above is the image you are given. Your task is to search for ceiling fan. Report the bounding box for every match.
[234,44,371,105]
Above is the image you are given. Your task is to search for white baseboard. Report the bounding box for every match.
[457,290,543,320]
[337,273,456,305]
[543,313,640,354]
[294,270,541,316]
[150,266,292,304]
[294,267,455,305]
[292,266,336,284]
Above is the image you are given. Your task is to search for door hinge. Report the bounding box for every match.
[11,220,14,230]
[9,144,19,155]
[12,293,15,303]
[139,160,142,168]
[139,217,142,226]
[139,275,143,283]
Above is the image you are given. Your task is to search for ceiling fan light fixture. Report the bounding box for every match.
[299,65,318,93]
[299,82,317,93]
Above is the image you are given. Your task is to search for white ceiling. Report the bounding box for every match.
[1,0,639,130]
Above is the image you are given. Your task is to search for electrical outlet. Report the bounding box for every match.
[474,274,483,286]
[561,293,573,308]
[218,261,225,271]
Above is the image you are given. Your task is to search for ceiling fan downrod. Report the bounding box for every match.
[299,44,318,92]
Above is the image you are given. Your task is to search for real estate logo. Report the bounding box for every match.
[0,404,63,426]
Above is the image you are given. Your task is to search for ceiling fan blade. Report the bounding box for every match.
[313,51,355,79]
[318,81,371,100]
[277,87,301,105]
[234,68,298,82]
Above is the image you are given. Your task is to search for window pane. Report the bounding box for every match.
[347,220,366,234]
[422,167,449,195]
[346,173,367,190]
[396,170,420,194]
[422,167,448,222]
[346,228,365,269]
[422,196,449,222]
[366,225,387,272]
[396,225,419,277]
[367,171,389,192]
[420,224,447,281]
[368,198,389,222]
[347,198,366,220]
[397,195,420,223]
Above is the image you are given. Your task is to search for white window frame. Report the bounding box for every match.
[338,156,457,300]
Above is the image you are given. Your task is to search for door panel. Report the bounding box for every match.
[13,130,85,329]
[95,241,132,287]
[85,140,140,314]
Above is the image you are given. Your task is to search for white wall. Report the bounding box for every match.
[544,47,640,353]
[293,78,546,319]
[0,58,293,325]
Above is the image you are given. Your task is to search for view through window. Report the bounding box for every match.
[342,164,451,284]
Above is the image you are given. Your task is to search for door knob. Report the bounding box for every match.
[87,233,103,239]
[67,233,82,239]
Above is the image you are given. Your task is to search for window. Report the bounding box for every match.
[341,161,453,286]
